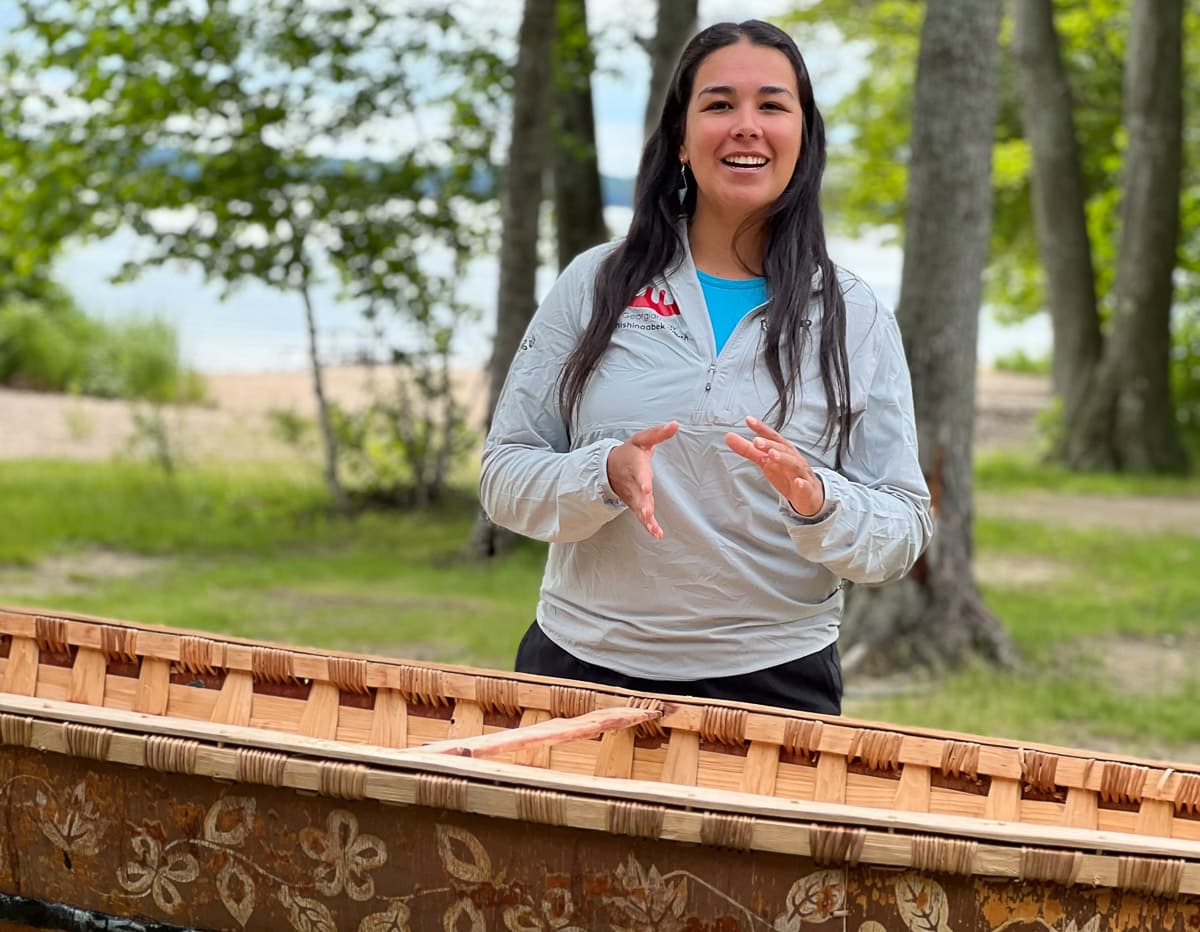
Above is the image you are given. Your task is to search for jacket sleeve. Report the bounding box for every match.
[479,253,629,543]
[783,308,933,584]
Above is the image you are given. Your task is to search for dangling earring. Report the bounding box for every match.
[678,161,689,205]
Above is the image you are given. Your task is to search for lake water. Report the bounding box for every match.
[54,209,1050,374]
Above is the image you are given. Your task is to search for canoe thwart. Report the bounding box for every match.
[408,706,664,759]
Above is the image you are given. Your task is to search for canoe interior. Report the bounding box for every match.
[0,605,1199,931]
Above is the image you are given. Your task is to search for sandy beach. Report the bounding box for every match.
[0,366,491,463]
[0,366,1047,463]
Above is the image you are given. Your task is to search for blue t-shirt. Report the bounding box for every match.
[697,270,768,355]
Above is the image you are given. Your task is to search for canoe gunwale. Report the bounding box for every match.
[1,689,1199,902]
[3,604,1200,905]
[2,603,1198,776]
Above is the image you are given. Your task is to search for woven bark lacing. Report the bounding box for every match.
[1021,847,1081,885]
[809,824,866,865]
[699,813,754,850]
[912,835,977,876]
[607,801,665,839]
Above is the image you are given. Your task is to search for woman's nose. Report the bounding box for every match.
[732,112,761,139]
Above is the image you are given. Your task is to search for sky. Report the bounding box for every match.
[8,0,1050,371]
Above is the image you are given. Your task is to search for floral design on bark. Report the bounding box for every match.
[35,780,104,857]
[895,874,952,932]
[300,809,388,901]
[358,901,412,932]
[116,824,201,915]
[279,885,338,932]
[773,869,846,931]
[604,854,690,932]
[503,883,587,931]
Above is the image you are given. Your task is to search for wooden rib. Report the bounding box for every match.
[1064,787,1099,830]
[986,776,1021,822]
[210,670,253,726]
[513,709,552,767]
[1136,799,1175,838]
[814,751,848,804]
[133,657,171,715]
[661,729,700,786]
[594,724,636,779]
[446,700,485,739]
[298,682,340,740]
[411,707,660,759]
[368,688,408,749]
[894,763,932,813]
[3,637,40,696]
[68,647,107,706]
[740,741,781,795]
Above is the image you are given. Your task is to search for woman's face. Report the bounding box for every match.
[678,39,804,227]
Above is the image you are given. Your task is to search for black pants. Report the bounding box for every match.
[515,622,842,715]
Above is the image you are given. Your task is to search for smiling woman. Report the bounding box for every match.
[680,40,805,269]
[479,20,932,716]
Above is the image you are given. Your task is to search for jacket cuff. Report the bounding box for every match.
[597,440,627,509]
[778,468,837,525]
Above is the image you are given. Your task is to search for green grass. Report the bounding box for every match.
[0,460,546,669]
[976,518,1200,652]
[2,456,1199,758]
[990,348,1051,376]
[977,451,1200,496]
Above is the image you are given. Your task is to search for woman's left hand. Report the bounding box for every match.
[725,416,825,517]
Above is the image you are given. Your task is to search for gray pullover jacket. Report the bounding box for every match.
[480,238,932,679]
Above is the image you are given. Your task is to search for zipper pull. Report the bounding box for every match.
[704,363,716,392]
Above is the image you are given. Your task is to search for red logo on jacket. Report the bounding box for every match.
[629,286,680,317]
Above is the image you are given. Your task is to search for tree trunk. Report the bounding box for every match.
[552,0,607,270]
[1066,0,1188,473]
[642,0,698,141]
[841,0,1018,675]
[1011,0,1103,439]
[298,277,348,513]
[468,0,556,558]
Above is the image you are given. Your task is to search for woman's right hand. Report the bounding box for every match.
[606,421,679,539]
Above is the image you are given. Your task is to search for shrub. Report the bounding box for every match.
[991,348,1051,376]
[1172,306,1200,453]
[0,294,203,403]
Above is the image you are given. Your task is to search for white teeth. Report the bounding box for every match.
[724,156,768,167]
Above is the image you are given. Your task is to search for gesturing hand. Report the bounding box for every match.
[607,421,679,539]
[725,416,825,517]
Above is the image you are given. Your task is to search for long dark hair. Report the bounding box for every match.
[557,19,851,454]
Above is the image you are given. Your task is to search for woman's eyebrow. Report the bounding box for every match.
[697,84,796,98]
